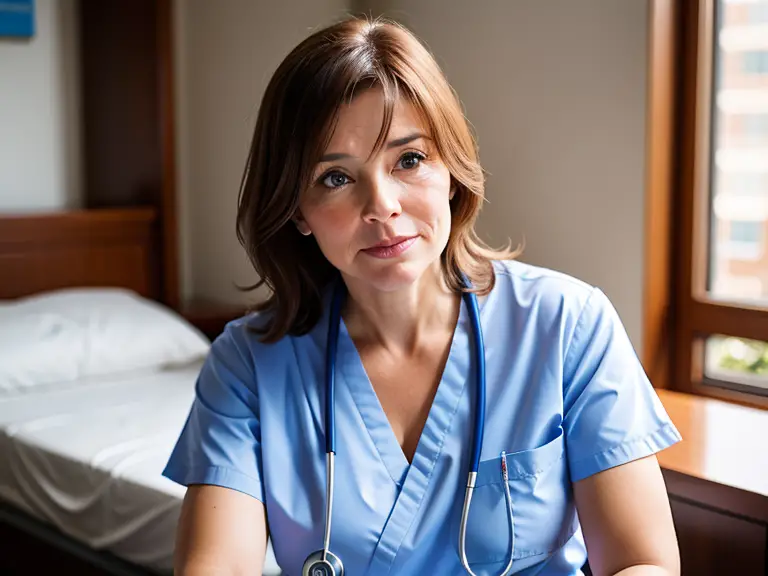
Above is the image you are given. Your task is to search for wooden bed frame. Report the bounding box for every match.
[0,208,168,575]
[0,207,161,301]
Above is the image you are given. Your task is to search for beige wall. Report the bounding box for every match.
[176,0,650,351]
[365,0,650,351]
[0,0,81,211]
[174,0,351,303]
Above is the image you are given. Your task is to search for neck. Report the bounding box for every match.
[341,263,460,354]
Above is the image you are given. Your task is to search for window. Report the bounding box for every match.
[717,219,764,261]
[729,220,763,243]
[710,2,768,299]
[706,335,768,392]
[662,0,768,407]
[743,50,768,74]
[748,2,768,22]
[717,172,765,194]
[744,113,768,143]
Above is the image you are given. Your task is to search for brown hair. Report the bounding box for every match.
[236,16,520,342]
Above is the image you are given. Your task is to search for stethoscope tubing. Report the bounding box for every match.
[310,275,514,576]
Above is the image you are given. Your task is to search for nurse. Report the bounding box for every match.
[164,16,682,576]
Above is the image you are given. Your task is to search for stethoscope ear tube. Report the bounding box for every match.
[457,468,515,576]
[459,276,515,576]
[458,473,477,571]
[302,278,347,576]
[323,452,335,559]
[463,288,485,475]
[325,278,346,455]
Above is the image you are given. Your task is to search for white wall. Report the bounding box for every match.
[365,0,649,351]
[0,0,81,211]
[174,0,351,304]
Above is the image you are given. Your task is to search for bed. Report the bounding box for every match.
[0,208,281,575]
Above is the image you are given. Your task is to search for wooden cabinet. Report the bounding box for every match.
[670,497,766,575]
[180,299,247,341]
[657,390,768,576]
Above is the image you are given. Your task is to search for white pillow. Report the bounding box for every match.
[0,288,211,393]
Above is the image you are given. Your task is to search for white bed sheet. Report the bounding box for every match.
[0,364,281,574]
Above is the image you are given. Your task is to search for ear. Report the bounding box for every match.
[292,212,312,236]
[449,185,456,200]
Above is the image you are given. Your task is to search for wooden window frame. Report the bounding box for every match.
[645,0,768,409]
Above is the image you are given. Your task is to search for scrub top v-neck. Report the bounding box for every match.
[163,260,682,576]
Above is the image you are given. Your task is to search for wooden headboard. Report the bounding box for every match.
[0,208,161,301]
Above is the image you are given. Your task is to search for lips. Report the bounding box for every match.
[367,236,414,249]
[361,235,418,259]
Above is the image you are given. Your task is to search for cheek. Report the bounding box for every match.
[302,201,358,255]
[308,204,350,233]
[301,191,353,230]
[412,195,448,229]
[407,169,452,229]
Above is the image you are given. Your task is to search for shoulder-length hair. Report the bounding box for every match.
[236,16,520,343]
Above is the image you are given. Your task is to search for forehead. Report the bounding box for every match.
[323,88,427,154]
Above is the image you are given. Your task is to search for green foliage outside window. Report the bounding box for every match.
[715,337,768,375]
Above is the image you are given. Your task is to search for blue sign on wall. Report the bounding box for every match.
[0,0,35,38]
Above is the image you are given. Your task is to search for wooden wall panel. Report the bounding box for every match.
[80,0,160,209]
[78,0,178,308]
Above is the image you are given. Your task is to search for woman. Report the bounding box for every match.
[164,16,682,576]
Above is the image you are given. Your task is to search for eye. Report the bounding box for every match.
[320,171,351,189]
[396,151,426,171]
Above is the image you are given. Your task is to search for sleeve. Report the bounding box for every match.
[162,324,265,502]
[562,288,682,483]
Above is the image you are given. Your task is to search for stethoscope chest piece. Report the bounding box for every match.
[302,550,344,576]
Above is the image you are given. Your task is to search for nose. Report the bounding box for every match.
[361,174,402,223]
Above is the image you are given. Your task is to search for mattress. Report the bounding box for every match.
[0,363,281,574]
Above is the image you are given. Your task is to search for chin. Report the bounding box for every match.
[353,257,436,293]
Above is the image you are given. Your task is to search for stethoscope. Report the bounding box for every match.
[302,277,515,576]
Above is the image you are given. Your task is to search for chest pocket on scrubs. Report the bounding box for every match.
[452,427,576,565]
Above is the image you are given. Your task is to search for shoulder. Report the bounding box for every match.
[488,259,622,358]
[491,259,599,319]
[208,306,324,382]
[194,310,276,383]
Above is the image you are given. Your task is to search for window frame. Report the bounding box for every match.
[646,0,768,409]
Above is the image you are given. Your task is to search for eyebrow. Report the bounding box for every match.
[318,133,428,162]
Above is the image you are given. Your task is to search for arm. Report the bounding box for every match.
[573,454,680,576]
[162,324,270,575]
[175,485,269,576]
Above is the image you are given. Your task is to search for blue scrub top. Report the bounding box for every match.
[163,260,681,576]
